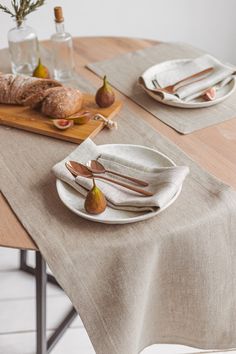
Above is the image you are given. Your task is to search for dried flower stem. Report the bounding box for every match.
[0,0,46,26]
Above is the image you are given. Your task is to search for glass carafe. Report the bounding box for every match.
[51,7,75,82]
[8,20,39,76]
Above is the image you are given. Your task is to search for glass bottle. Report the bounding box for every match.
[51,7,75,81]
[8,20,39,76]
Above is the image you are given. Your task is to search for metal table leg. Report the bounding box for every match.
[20,250,60,287]
[36,252,47,354]
[19,250,77,354]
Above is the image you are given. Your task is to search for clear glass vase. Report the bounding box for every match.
[51,18,75,82]
[7,20,39,76]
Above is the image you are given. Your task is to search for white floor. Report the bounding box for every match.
[0,248,235,354]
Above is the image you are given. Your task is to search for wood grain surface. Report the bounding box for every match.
[1,36,236,250]
[0,93,122,144]
[0,194,36,250]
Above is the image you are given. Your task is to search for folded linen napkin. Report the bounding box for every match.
[139,54,236,102]
[52,139,189,212]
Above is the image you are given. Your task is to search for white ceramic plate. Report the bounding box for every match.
[56,144,182,224]
[140,58,236,108]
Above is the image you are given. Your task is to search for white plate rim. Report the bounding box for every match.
[140,58,236,108]
[56,144,183,224]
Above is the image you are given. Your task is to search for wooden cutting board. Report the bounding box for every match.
[0,93,122,144]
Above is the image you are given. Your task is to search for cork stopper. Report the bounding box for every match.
[54,6,64,23]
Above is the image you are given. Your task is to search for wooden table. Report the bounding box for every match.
[1,36,236,252]
[1,36,236,353]
[1,36,236,251]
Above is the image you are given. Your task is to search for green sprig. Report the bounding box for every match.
[0,0,46,25]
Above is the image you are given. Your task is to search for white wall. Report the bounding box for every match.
[0,0,235,63]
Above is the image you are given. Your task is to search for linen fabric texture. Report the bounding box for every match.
[141,54,235,102]
[87,42,236,134]
[1,76,236,354]
[52,139,189,212]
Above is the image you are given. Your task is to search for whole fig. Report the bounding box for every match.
[84,179,107,214]
[33,59,50,79]
[95,75,115,108]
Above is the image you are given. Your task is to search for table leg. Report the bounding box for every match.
[19,249,27,270]
[19,250,78,353]
[36,251,47,354]
[20,250,60,287]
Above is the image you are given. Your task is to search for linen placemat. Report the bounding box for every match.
[1,78,236,354]
[87,42,236,134]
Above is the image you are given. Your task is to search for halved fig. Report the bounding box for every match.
[53,119,73,130]
[67,111,93,125]
[202,87,216,101]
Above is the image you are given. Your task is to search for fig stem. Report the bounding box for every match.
[92,178,96,188]
[103,75,108,87]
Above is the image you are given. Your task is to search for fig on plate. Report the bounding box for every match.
[202,87,216,101]
[84,179,107,214]
[95,75,115,108]
[33,59,51,79]
[53,119,73,130]
[67,111,93,125]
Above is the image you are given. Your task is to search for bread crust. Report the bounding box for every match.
[0,74,16,104]
[0,74,83,119]
[10,75,31,104]
[0,73,62,105]
[22,91,47,109]
[41,87,83,118]
[17,77,62,104]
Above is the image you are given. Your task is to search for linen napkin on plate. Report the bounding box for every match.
[139,54,236,102]
[52,139,189,212]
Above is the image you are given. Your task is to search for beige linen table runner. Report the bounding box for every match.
[1,77,236,354]
[87,42,236,134]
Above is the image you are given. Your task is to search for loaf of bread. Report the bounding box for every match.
[0,73,62,105]
[41,87,83,118]
[0,73,84,118]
